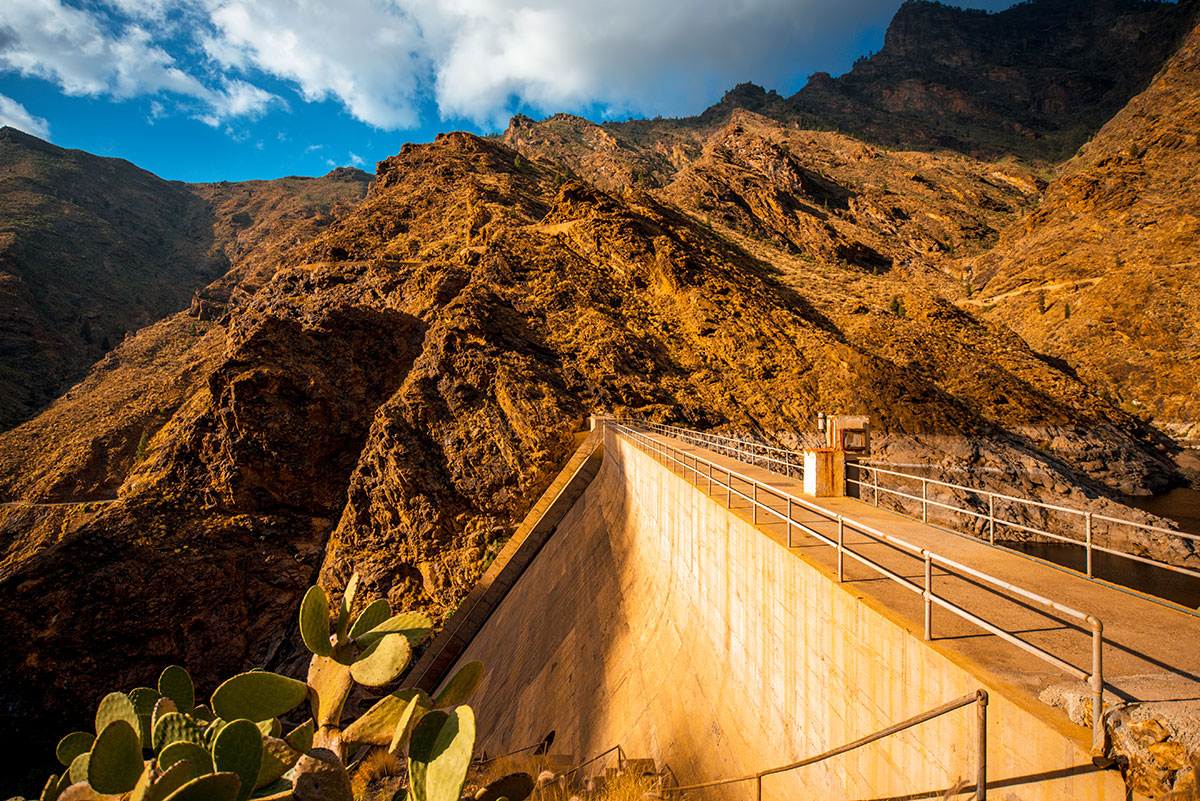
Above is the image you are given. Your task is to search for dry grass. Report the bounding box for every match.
[349,747,405,801]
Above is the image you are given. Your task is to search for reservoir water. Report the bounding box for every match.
[1004,486,1200,609]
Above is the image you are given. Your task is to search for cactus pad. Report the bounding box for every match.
[343,688,428,747]
[408,706,475,801]
[158,667,195,713]
[285,720,315,754]
[334,573,361,646]
[292,748,352,801]
[474,773,534,801]
[152,712,205,752]
[433,661,484,709]
[87,720,144,794]
[348,599,391,641]
[159,772,241,801]
[151,697,178,731]
[39,773,60,801]
[67,752,90,785]
[55,732,94,767]
[210,671,308,722]
[307,655,354,727]
[299,586,333,657]
[212,720,262,801]
[387,694,425,755]
[158,741,213,774]
[254,737,300,790]
[355,611,432,648]
[129,688,161,745]
[350,632,412,687]
[95,692,140,743]
[131,759,196,801]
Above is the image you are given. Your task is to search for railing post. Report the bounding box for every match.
[727,470,732,508]
[707,461,712,495]
[923,550,933,640]
[837,516,844,582]
[753,483,758,524]
[1085,512,1093,578]
[1089,616,1105,759]
[988,494,995,545]
[873,468,879,506]
[922,478,928,523]
[976,690,988,801]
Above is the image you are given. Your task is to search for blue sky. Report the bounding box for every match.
[0,0,1017,183]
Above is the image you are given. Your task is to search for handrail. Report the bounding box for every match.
[620,418,807,480]
[615,418,1200,588]
[610,422,1107,756]
[847,461,1200,582]
[563,744,625,781]
[665,691,988,800]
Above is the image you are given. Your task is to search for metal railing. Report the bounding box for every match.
[665,690,988,800]
[611,423,1107,755]
[847,462,1200,582]
[614,418,1200,590]
[620,419,807,481]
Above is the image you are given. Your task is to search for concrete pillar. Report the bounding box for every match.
[804,449,846,497]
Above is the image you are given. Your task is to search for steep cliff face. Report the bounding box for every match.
[0,127,371,432]
[970,11,1200,439]
[787,0,1198,161]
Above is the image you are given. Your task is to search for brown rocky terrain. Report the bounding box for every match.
[2,0,1199,795]
[0,126,371,431]
[970,5,1200,441]
[0,128,1183,792]
[785,0,1198,162]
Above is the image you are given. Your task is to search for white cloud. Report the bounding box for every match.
[0,93,49,137]
[348,151,364,166]
[3,0,1017,133]
[0,0,277,123]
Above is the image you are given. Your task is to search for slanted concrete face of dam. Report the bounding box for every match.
[446,428,1128,799]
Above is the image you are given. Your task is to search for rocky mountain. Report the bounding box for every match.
[971,3,1200,440]
[1,0,1198,794]
[786,0,1198,161]
[0,127,371,431]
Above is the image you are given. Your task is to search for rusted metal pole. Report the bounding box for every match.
[976,690,988,801]
[1089,616,1105,759]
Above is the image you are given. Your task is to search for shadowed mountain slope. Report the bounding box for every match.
[970,10,1200,438]
[0,127,371,431]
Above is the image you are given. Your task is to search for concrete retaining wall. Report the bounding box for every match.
[450,429,1128,799]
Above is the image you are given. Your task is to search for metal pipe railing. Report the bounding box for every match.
[614,418,1200,587]
[847,462,1200,581]
[562,744,625,782]
[621,419,807,481]
[664,690,989,800]
[611,422,1107,756]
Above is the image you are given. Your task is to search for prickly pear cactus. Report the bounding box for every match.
[30,572,484,801]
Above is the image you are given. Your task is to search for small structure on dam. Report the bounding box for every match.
[410,420,1200,800]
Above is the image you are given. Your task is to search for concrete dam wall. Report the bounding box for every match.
[444,428,1127,799]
